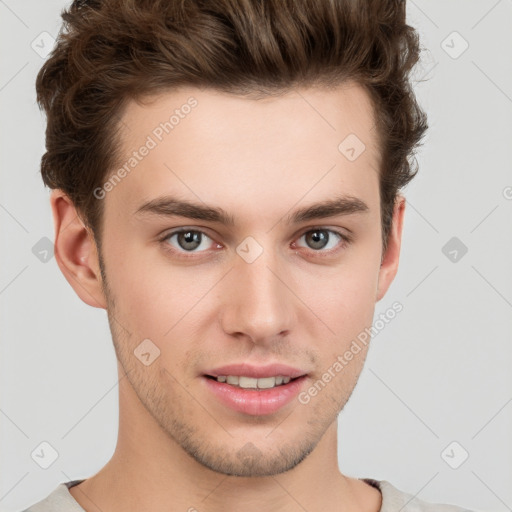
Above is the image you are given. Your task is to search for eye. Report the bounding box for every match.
[160,228,217,254]
[159,226,351,260]
[294,228,350,253]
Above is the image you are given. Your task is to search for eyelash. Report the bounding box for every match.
[158,227,352,260]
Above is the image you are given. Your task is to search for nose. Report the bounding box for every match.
[218,250,296,345]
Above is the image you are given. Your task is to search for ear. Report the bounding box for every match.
[50,189,107,309]
[376,195,406,302]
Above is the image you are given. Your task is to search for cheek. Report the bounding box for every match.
[296,250,380,340]
[104,236,219,352]
[101,234,172,335]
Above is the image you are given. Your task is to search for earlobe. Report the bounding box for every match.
[50,189,107,309]
[376,195,406,302]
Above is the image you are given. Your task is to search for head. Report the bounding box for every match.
[37,0,427,477]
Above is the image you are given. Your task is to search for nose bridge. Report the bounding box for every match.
[220,243,295,342]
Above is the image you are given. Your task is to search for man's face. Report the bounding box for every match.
[90,83,398,477]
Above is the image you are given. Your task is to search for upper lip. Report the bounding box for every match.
[205,363,307,379]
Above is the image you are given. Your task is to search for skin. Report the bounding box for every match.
[52,82,405,512]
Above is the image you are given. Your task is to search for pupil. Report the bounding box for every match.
[308,230,328,250]
[179,231,201,250]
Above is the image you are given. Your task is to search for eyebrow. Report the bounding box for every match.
[134,194,369,226]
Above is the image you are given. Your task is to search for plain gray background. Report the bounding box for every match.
[1,1,511,511]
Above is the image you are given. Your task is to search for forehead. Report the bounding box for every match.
[106,83,381,225]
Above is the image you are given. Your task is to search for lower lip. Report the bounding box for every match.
[203,376,308,416]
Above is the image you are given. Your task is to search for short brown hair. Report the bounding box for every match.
[36,0,428,253]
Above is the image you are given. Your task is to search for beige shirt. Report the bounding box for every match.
[21,478,475,512]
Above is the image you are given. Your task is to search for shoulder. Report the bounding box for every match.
[19,480,86,512]
[363,478,477,512]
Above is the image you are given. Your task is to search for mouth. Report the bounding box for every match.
[204,374,302,390]
[201,364,309,415]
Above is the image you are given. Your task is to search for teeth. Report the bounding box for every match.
[257,377,276,389]
[214,375,294,389]
[239,376,258,388]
